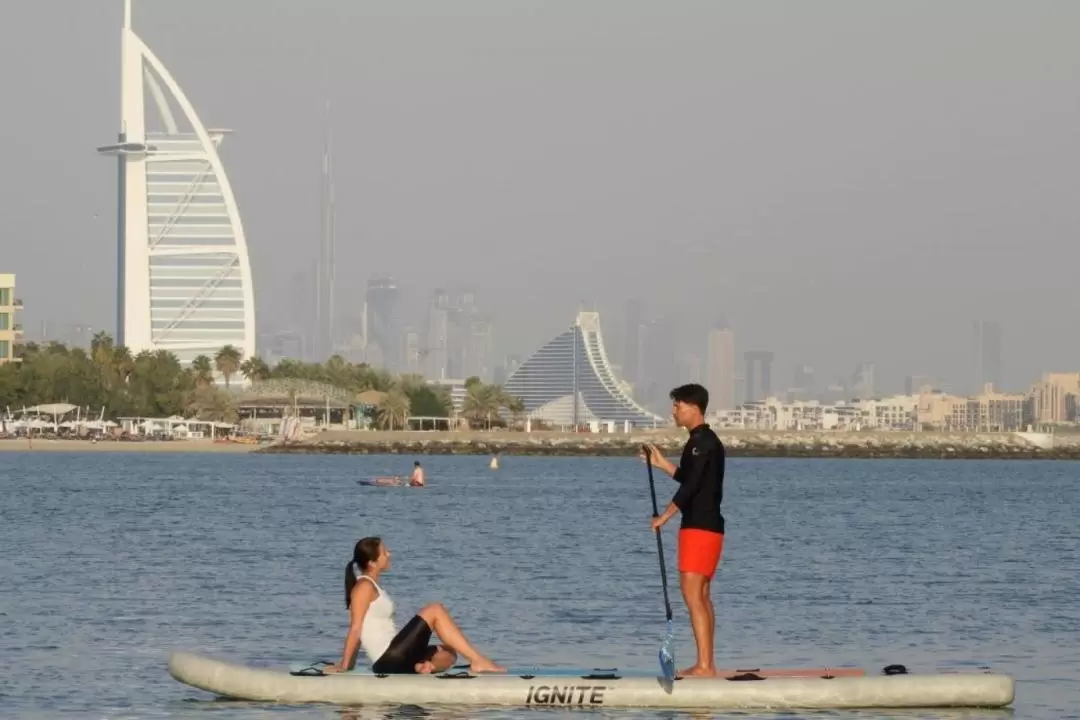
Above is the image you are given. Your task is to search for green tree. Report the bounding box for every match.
[376,389,411,430]
[190,356,214,388]
[462,380,510,429]
[240,356,270,383]
[214,345,243,388]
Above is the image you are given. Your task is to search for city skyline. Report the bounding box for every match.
[2,1,1078,395]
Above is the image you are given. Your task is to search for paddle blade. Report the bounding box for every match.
[658,620,676,683]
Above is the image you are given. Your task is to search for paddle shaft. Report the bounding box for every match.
[645,447,674,622]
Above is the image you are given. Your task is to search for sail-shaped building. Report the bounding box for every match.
[503,312,665,428]
[98,0,256,367]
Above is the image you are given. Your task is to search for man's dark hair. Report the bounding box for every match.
[670,383,709,413]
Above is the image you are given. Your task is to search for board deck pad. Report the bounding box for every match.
[291,662,865,680]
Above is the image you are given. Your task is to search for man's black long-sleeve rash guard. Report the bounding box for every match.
[670,423,726,534]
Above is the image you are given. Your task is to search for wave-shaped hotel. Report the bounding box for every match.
[98,0,255,368]
[504,312,664,428]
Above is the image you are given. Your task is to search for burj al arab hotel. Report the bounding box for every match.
[98,0,256,367]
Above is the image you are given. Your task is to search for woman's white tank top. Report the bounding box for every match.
[356,575,396,664]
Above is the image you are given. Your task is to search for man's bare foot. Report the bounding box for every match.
[414,661,436,674]
[678,665,718,678]
[469,658,506,673]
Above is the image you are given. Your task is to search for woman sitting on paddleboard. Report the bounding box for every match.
[323,536,505,675]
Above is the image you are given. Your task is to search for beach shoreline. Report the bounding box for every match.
[6,429,1079,460]
[256,428,1080,461]
[0,438,259,454]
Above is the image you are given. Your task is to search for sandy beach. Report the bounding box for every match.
[0,438,260,454]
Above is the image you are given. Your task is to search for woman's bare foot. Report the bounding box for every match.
[469,658,506,673]
[678,665,718,678]
[414,661,436,674]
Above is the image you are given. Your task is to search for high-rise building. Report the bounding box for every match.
[461,313,494,381]
[402,329,422,375]
[705,319,735,410]
[744,350,774,402]
[0,274,23,365]
[424,289,494,381]
[363,276,401,370]
[904,374,935,395]
[641,316,677,411]
[678,353,702,385]
[97,0,256,369]
[425,289,451,379]
[974,320,1002,392]
[623,298,646,385]
[850,362,876,399]
[791,363,815,401]
[504,312,663,427]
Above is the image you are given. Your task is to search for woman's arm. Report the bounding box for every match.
[325,582,377,673]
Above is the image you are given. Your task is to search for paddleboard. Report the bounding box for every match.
[358,478,403,487]
[169,651,1015,709]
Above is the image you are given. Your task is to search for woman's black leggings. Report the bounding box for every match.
[371,615,437,674]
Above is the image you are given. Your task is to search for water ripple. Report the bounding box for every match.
[0,454,1076,719]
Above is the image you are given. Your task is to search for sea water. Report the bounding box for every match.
[1,452,1077,719]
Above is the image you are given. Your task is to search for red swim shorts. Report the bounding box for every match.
[677,529,724,579]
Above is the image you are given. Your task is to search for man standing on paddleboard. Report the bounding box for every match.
[642,383,725,677]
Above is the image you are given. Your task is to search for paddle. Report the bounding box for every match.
[644,444,676,684]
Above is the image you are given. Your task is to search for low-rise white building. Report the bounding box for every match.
[711,395,918,432]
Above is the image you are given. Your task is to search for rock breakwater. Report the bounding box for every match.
[257,429,1080,460]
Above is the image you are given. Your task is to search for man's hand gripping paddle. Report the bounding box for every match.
[644,444,676,685]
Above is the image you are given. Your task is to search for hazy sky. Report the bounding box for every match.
[1,0,1078,393]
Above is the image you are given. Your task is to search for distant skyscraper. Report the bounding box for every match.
[425,289,451,379]
[642,316,677,411]
[792,364,815,401]
[850,362,876,399]
[743,350,774,402]
[705,319,735,410]
[402,329,421,375]
[678,353,702,385]
[904,374,935,395]
[461,313,494,381]
[315,99,337,360]
[98,0,255,367]
[623,298,646,385]
[363,276,401,370]
[974,320,1002,391]
[494,354,522,385]
[421,288,494,381]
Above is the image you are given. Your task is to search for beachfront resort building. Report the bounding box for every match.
[0,273,23,365]
[97,0,256,373]
[503,312,664,429]
[714,384,1031,432]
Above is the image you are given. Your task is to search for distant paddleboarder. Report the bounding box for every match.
[642,383,725,678]
[409,461,425,487]
[321,537,504,675]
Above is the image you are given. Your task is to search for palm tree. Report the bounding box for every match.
[187,384,238,423]
[505,395,526,430]
[111,345,135,384]
[463,382,503,429]
[191,355,214,387]
[214,345,243,388]
[324,354,351,389]
[240,356,270,383]
[376,389,411,431]
[91,331,114,366]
